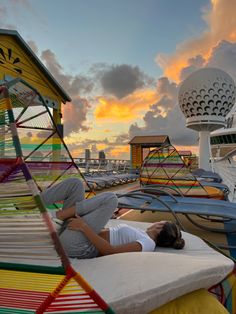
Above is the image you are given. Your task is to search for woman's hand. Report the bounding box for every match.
[67,216,87,231]
[67,216,142,256]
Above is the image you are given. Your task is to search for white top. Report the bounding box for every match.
[109,223,156,252]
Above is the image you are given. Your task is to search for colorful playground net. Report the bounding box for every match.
[140,144,225,199]
[0,78,92,195]
[0,79,114,313]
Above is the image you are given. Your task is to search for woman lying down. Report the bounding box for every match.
[41,178,185,259]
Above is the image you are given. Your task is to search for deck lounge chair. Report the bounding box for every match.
[117,187,236,235]
[84,173,108,190]
[192,168,223,183]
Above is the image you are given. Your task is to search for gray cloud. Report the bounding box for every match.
[129,103,197,146]
[40,50,156,137]
[179,40,236,84]
[70,75,94,95]
[67,137,129,159]
[127,40,236,148]
[40,49,93,135]
[62,98,91,135]
[180,55,205,81]
[27,40,39,55]
[114,133,130,144]
[206,40,236,84]
[41,50,94,96]
[100,64,153,98]
[129,40,236,148]
[128,76,197,146]
[0,0,33,29]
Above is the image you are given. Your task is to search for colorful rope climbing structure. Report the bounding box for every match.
[0,79,114,314]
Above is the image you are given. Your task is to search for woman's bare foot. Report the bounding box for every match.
[55,206,76,221]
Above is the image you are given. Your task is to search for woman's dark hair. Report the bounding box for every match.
[155,222,185,249]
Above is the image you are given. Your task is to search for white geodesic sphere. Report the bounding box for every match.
[178,68,236,131]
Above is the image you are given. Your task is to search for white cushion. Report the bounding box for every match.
[71,219,234,314]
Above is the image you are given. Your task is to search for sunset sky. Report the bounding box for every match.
[1,0,236,159]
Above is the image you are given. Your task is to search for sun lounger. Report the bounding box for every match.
[141,181,230,200]
[85,172,138,190]
[199,180,229,191]
[192,168,223,183]
[117,187,236,234]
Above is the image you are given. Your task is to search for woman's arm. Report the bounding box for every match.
[67,216,142,256]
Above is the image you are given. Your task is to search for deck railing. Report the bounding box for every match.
[74,158,131,173]
[212,153,236,202]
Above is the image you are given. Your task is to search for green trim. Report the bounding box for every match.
[34,194,47,213]
[0,309,34,314]
[6,107,23,156]
[0,262,65,275]
[47,203,63,209]
[13,135,23,156]
[105,308,116,314]
[21,144,62,150]
[0,209,40,215]
[7,109,15,123]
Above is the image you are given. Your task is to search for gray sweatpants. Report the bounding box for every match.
[41,178,118,258]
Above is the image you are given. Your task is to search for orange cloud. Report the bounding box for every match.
[95,88,158,121]
[156,0,236,82]
[69,147,83,158]
[96,143,109,151]
[109,145,130,159]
